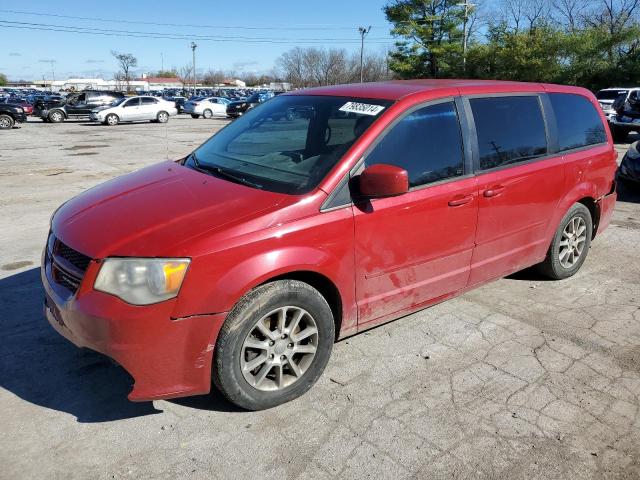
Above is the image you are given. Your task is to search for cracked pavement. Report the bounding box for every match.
[1,119,639,479]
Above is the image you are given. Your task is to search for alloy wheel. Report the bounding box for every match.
[559,216,587,268]
[0,116,12,129]
[240,306,318,391]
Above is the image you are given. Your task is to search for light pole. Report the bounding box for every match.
[190,42,198,96]
[358,26,371,83]
[457,1,475,74]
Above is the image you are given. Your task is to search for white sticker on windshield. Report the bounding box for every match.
[339,102,385,116]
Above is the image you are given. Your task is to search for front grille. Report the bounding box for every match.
[47,234,92,295]
[56,240,91,272]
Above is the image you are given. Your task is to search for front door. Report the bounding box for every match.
[353,100,478,326]
[120,98,141,121]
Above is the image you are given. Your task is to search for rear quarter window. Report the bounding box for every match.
[549,93,607,151]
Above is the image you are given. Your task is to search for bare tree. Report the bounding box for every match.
[177,64,193,90]
[111,51,137,92]
[553,0,589,30]
[202,69,226,86]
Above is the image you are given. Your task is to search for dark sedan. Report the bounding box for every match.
[226,92,267,118]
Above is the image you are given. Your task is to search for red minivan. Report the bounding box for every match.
[43,80,617,410]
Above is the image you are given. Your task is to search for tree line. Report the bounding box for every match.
[385,0,640,92]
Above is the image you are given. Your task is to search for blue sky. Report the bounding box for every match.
[1,0,396,80]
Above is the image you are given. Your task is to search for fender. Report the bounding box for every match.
[173,218,357,331]
[543,180,596,249]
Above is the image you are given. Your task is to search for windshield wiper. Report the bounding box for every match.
[189,153,263,189]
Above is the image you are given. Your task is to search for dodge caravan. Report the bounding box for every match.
[42,80,618,410]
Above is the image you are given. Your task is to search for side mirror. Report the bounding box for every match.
[358,164,409,198]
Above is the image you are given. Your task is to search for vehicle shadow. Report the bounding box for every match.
[0,268,162,423]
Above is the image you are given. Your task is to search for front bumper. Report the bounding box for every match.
[89,113,101,122]
[14,112,27,123]
[41,250,227,401]
[596,190,617,234]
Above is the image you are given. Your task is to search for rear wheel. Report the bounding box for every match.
[213,280,335,410]
[191,114,200,119]
[202,109,213,119]
[157,111,169,123]
[105,114,119,126]
[48,110,64,123]
[537,203,592,280]
[0,114,14,129]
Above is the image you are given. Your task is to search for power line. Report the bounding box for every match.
[0,20,396,44]
[0,8,391,31]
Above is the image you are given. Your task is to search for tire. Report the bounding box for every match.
[157,111,169,123]
[0,114,14,130]
[48,110,64,123]
[213,280,335,410]
[105,114,119,126]
[202,109,213,119]
[191,114,200,119]
[286,110,295,121]
[537,203,592,280]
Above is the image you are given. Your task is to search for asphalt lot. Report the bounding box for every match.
[1,116,640,480]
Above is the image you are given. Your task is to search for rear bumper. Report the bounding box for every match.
[41,256,227,402]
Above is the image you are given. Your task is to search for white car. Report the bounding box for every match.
[596,87,640,121]
[89,96,178,126]
[183,97,230,119]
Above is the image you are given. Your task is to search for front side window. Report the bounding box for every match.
[190,95,392,194]
[470,96,547,170]
[364,101,464,188]
[549,93,607,151]
[124,98,140,108]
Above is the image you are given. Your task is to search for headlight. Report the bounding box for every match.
[94,258,190,305]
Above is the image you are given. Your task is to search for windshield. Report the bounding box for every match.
[111,97,127,106]
[189,95,392,194]
[596,90,628,100]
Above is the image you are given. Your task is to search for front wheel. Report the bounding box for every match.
[105,114,119,126]
[202,109,213,119]
[537,203,592,280]
[48,110,64,123]
[157,111,169,123]
[0,114,14,129]
[213,280,335,410]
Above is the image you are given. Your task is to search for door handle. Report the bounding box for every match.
[448,194,473,207]
[483,185,506,198]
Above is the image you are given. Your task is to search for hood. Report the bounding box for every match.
[52,161,290,258]
[92,105,112,113]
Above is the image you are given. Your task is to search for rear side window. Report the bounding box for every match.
[549,93,606,151]
[364,101,464,188]
[470,96,547,170]
[141,97,157,105]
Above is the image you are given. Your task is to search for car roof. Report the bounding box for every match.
[285,79,594,101]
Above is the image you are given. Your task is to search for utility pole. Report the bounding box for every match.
[190,42,197,96]
[161,52,164,72]
[457,1,474,74]
[358,26,371,83]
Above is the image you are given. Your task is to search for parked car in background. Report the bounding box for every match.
[596,88,631,121]
[43,80,617,411]
[618,141,640,184]
[0,101,27,129]
[184,96,230,118]
[0,97,33,115]
[89,96,177,125]
[36,90,125,123]
[226,92,269,118]
[164,95,187,114]
[609,88,640,141]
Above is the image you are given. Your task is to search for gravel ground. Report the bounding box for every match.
[1,117,639,480]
